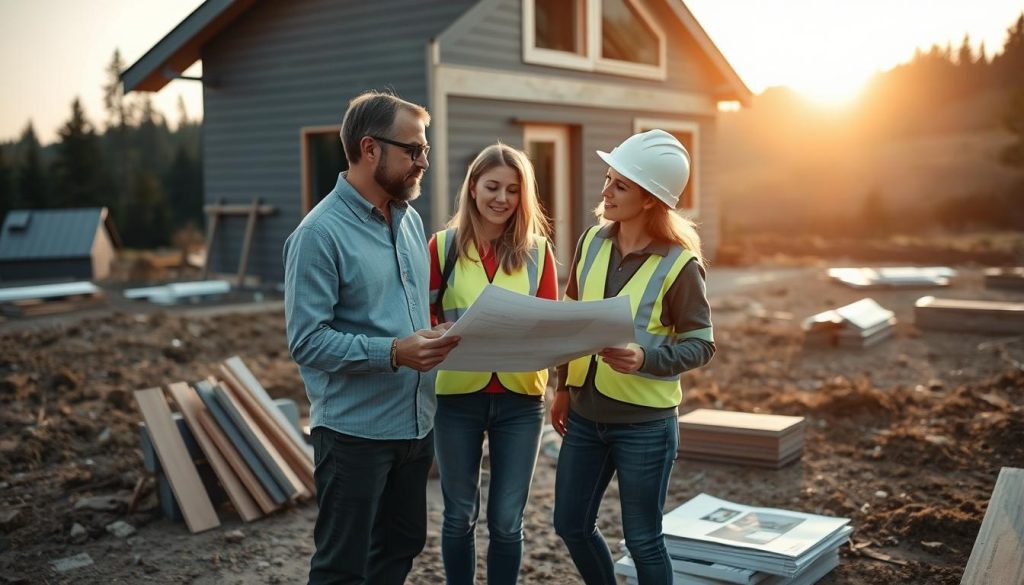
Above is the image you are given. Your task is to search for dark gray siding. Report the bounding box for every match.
[0,259,93,283]
[445,96,719,262]
[440,0,725,95]
[201,0,475,282]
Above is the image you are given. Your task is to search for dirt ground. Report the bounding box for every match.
[1,265,1022,584]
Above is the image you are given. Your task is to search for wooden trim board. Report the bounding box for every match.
[167,382,262,522]
[213,381,310,500]
[194,380,290,505]
[960,467,1024,584]
[223,357,313,458]
[134,388,220,533]
[220,366,315,491]
[197,408,279,514]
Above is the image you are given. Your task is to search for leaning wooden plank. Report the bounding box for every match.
[167,382,262,522]
[196,408,279,515]
[224,356,313,458]
[133,388,220,533]
[915,296,1024,335]
[207,381,300,501]
[213,380,310,500]
[194,381,289,505]
[960,467,1024,584]
[220,366,315,492]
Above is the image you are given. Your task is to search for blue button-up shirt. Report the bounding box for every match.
[283,173,434,439]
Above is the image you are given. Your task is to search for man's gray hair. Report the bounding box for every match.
[340,90,430,164]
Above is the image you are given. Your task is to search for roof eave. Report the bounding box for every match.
[121,0,257,93]
[669,1,753,107]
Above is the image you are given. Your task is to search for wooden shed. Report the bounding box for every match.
[123,0,751,281]
[0,207,121,283]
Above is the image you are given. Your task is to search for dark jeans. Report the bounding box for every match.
[434,392,544,585]
[308,426,434,585]
[553,410,678,585]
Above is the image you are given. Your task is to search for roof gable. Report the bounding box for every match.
[0,208,120,261]
[124,0,749,103]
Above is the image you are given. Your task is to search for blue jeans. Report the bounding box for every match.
[434,392,544,585]
[553,410,679,585]
[308,427,434,585]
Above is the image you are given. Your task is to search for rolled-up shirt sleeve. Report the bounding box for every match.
[284,225,395,374]
[638,260,716,377]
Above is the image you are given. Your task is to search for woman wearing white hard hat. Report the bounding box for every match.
[551,129,716,584]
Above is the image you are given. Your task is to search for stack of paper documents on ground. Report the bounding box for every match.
[613,494,851,583]
[802,298,896,349]
[677,410,805,468]
[615,549,840,585]
[439,284,634,372]
[983,267,1024,291]
[827,266,954,289]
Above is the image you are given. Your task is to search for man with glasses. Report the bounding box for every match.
[284,90,460,585]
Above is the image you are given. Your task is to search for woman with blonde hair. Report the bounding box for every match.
[551,130,715,584]
[428,142,558,585]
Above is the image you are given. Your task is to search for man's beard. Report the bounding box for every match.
[375,152,422,202]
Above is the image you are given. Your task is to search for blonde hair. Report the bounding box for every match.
[595,197,705,267]
[449,143,552,273]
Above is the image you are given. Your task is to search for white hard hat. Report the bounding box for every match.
[597,129,691,208]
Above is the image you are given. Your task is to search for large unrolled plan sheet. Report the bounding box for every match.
[439,284,635,372]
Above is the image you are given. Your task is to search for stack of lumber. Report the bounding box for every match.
[827,266,954,289]
[133,356,313,533]
[0,281,105,317]
[677,409,805,469]
[123,280,231,305]
[915,296,1024,335]
[983,267,1024,291]
[960,467,1024,585]
[802,298,896,349]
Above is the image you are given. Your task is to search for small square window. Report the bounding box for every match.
[601,0,658,65]
[535,0,587,55]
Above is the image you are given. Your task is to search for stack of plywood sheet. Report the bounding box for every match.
[0,281,105,317]
[677,409,805,469]
[123,280,231,305]
[827,267,954,289]
[133,356,313,533]
[983,267,1024,291]
[915,296,1024,335]
[803,298,896,349]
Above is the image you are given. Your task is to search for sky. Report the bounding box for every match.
[0,0,1021,144]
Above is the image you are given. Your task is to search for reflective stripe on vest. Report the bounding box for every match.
[434,228,549,396]
[566,226,695,408]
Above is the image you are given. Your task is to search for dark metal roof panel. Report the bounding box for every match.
[0,208,105,260]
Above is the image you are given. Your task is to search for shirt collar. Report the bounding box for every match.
[334,172,409,223]
[594,222,671,257]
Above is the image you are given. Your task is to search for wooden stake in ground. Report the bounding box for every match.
[133,388,220,533]
[167,382,262,522]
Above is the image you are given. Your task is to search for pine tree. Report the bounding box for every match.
[16,123,49,208]
[165,144,204,228]
[103,49,133,221]
[0,145,14,219]
[52,97,113,209]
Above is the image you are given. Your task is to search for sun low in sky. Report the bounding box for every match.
[0,0,1022,141]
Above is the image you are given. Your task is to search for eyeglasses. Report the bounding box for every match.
[371,136,430,161]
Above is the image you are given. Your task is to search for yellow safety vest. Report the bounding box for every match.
[566,226,706,408]
[433,228,549,396]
